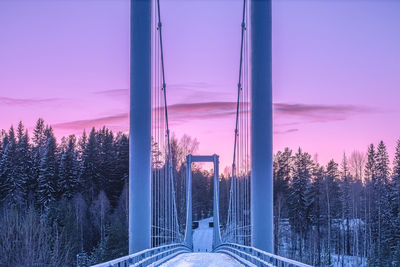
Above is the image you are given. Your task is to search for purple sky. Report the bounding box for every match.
[1,0,399,170]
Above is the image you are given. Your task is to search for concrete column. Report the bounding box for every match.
[184,155,193,248]
[250,0,273,252]
[129,0,152,253]
[213,154,222,248]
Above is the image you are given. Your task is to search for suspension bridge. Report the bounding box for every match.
[92,0,310,266]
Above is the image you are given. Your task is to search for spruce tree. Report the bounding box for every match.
[324,159,341,265]
[80,128,99,202]
[375,141,392,264]
[340,153,352,256]
[37,127,58,209]
[0,126,17,204]
[393,139,400,265]
[308,165,325,265]
[14,122,31,204]
[288,148,313,259]
[58,135,79,199]
[31,118,46,204]
[274,148,292,253]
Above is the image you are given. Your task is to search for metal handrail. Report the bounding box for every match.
[215,243,312,267]
[90,243,190,267]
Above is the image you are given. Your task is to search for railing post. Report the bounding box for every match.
[250,0,273,253]
[130,0,152,253]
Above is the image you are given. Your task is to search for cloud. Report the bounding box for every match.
[0,97,62,106]
[93,89,128,98]
[93,83,222,103]
[167,82,215,90]
[165,102,238,121]
[274,128,299,134]
[92,82,215,98]
[274,103,377,123]
[52,102,378,132]
[54,113,128,131]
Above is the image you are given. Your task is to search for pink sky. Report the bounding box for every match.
[1,0,399,170]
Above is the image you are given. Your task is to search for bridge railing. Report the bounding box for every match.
[90,243,190,267]
[215,243,312,267]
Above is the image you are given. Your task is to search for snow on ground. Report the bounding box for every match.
[193,217,213,252]
[331,254,367,267]
[159,253,243,267]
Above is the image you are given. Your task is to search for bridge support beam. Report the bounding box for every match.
[129,0,152,253]
[184,155,193,248]
[213,154,222,248]
[251,0,273,252]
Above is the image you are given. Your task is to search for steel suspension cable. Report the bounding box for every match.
[155,0,180,245]
[228,0,247,244]
[232,0,247,177]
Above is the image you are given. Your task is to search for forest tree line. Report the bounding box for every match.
[274,141,400,266]
[0,119,217,266]
[1,119,400,266]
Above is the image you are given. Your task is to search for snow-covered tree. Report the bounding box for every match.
[287,148,313,259]
[58,135,79,199]
[80,128,99,202]
[31,118,47,203]
[37,127,58,209]
[0,126,18,205]
[374,141,392,264]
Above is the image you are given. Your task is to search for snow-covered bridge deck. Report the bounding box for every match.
[160,252,243,267]
[193,217,213,252]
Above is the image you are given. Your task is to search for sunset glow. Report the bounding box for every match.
[1,0,399,169]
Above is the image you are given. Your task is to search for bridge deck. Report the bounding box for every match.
[193,217,213,252]
[159,252,243,267]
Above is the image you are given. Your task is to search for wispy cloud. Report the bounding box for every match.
[274,128,299,134]
[0,97,62,106]
[166,102,238,122]
[93,83,223,103]
[167,82,215,90]
[52,102,378,132]
[93,89,128,98]
[274,103,378,123]
[54,113,128,131]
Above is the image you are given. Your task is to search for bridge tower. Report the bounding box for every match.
[129,0,152,253]
[129,0,273,254]
[251,0,273,253]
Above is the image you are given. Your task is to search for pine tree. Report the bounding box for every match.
[393,139,400,265]
[274,148,292,253]
[375,141,392,265]
[324,159,341,265]
[58,135,79,199]
[0,126,17,204]
[288,148,313,259]
[308,165,325,266]
[0,130,6,158]
[31,118,47,204]
[14,122,31,204]
[340,153,352,256]
[37,127,58,209]
[364,144,376,260]
[113,133,129,205]
[98,128,120,207]
[80,128,99,202]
